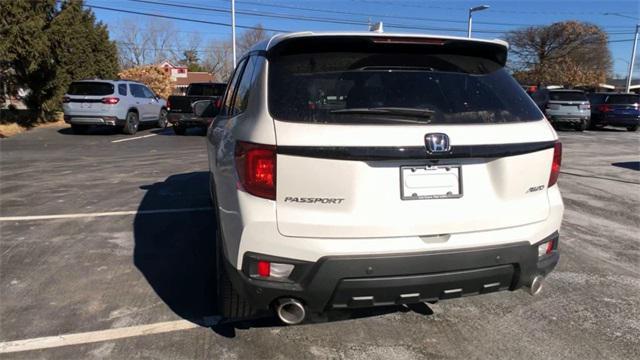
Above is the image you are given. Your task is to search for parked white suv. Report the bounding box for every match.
[207,32,564,325]
[63,80,167,134]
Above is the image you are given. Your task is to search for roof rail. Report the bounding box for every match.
[116,79,143,83]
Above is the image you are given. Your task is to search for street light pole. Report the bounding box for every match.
[467,5,490,38]
[625,24,639,93]
[231,0,237,69]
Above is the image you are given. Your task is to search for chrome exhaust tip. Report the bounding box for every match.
[275,298,306,325]
[527,275,544,296]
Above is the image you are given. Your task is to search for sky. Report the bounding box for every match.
[87,0,640,78]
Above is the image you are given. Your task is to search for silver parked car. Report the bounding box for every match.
[62,80,167,135]
[531,89,591,131]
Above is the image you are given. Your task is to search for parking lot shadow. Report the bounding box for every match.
[58,126,121,136]
[151,127,207,136]
[134,172,218,327]
[612,161,640,171]
[134,172,432,337]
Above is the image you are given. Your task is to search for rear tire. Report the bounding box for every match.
[71,124,88,134]
[157,109,168,128]
[123,111,139,135]
[575,120,587,132]
[627,125,638,132]
[213,187,253,320]
[173,125,186,135]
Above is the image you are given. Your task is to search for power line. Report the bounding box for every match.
[115,41,226,52]
[129,0,635,36]
[87,2,637,44]
[209,0,529,27]
[85,3,288,32]
[348,0,636,17]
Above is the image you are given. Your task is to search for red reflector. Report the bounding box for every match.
[545,240,554,254]
[235,141,276,200]
[101,97,120,105]
[257,261,270,277]
[548,142,562,187]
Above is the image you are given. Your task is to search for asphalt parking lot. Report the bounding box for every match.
[1,124,639,359]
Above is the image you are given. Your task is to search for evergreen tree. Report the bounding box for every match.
[0,0,118,119]
[180,49,205,72]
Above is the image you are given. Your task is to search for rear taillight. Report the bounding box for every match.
[548,142,562,187]
[214,98,222,109]
[235,141,276,200]
[597,104,611,112]
[538,238,555,257]
[101,97,120,105]
[166,98,171,110]
[62,96,71,103]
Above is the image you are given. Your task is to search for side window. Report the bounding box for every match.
[232,56,258,116]
[130,84,145,98]
[142,86,155,99]
[118,84,127,96]
[221,58,248,116]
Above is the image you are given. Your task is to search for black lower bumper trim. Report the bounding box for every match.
[332,264,514,308]
[227,232,560,314]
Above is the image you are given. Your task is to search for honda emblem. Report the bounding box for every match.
[425,133,450,153]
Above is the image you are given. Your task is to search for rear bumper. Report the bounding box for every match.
[225,232,560,314]
[592,114,640,127]
[547,115,589,123]
[64,115,125,126]
[168,112,211,127]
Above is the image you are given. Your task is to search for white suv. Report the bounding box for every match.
[63,80,167,134]
[207,32,564,325]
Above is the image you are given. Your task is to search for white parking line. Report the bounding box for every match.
[0,207,213,221]
[111,134,157,143]
[0,320,200,354]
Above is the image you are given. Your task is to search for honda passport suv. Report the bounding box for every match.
[63,80,167,135]
[207,32,564,325]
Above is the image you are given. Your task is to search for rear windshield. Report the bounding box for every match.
[549,91,587,101]
[67,82,114,96]
[606,94,640,105]
[187,84,226,96]
[268,39,542,125]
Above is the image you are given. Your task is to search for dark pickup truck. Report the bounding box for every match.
[167,82,226,135]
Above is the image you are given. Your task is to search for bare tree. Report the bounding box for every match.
[202,25,269,82]
[116,18,187,69]
[237,24,268,55]
[506,21,612,86]
[202,40,233,81]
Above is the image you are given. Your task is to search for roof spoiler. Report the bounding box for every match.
[267,35,508,68]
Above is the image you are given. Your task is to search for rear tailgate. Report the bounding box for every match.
[168,96,212,113]
[275,122,555,238]
[268,34,557,239]
[607,96,640,117]
[546,100,589,117]
[64,81,114,115]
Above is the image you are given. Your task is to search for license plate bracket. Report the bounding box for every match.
[400,165,462,200]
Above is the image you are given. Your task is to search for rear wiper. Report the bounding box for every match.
[331,107,434,118]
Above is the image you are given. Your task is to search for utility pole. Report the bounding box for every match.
[625,24,639,93]
[467,5,489,38]
[231,0,237,69]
